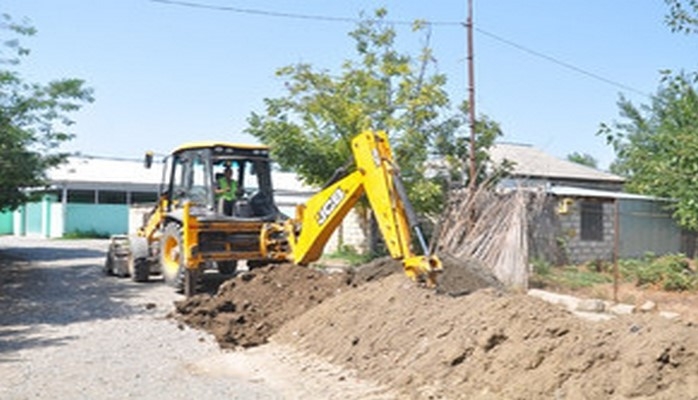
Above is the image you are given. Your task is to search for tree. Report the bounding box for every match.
[600,74,698,229]
[665,0,698,34]
[246,9,501,217]
[598,2,698,228]
[566,152,598,168]
[0,15,93,211]
[433,100,505,188]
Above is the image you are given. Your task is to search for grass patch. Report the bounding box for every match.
[532,253,698,293]
[62,229,110,239]
[323,245,373,266]
[542,266,613,290]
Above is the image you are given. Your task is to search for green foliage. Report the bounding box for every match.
[246,9,501,217]
[533,253,697,293]
[0,15,94,212]
[323,245,373,266]
[62,229,110,239]
[623,253,697,291]
[566,152,598,168]
[538,265,613,290]
[665,0,698,34]
[531,258,552,276]
[600,74,698,229]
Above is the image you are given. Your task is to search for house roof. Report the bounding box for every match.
[489,143,624,183]
[48,156,314,195]
[49,156,163,187]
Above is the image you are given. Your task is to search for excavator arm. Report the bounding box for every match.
[280,130,441,285]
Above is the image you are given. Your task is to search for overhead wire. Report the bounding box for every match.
[473,27,651,98]
[150,0,461,26]
[149,0,651,97]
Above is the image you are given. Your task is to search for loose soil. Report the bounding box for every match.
[176,257,698,399]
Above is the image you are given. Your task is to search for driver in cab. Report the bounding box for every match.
[215,164,237,216]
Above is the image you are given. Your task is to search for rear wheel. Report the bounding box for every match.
[160,223,186,291]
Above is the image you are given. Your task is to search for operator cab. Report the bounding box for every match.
[159,141,281,221]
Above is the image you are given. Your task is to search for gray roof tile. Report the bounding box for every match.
[490,143,624,183]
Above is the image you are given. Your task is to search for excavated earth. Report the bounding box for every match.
[175,258,698,399]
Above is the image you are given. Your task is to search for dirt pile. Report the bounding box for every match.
[174,256,498,349]
[174,263,352,348]
[436,252,505,296]
[175,257,698,398]
[275,273,698,399]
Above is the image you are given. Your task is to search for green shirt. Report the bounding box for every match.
[217,176,237,201]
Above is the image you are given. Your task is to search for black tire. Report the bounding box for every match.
[130,258,150,282]
[184,268,198,298]
[117,259,130,278]
[247,259,270,270]
[129,236,150,282]
[160,222,185,291]
[103,254,114,276]
[217,260,238,275]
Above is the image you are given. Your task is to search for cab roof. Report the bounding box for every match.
[172,141,270,154]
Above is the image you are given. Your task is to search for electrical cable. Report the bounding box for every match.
[149,0,651,97]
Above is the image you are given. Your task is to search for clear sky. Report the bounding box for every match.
[4,0,696,170]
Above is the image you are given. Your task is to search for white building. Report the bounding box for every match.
[9,155,364,254]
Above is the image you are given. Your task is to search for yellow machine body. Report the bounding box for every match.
[119,130,440,295]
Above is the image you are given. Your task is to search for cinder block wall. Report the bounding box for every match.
[558,200,615,264]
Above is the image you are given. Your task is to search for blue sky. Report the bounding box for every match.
[4,1,696,170]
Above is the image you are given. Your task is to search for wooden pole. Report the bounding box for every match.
[613,199,620,303]
[466,0,477,191]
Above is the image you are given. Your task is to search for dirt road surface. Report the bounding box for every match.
[0,237,394,400]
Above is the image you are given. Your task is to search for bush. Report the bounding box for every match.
[531,258,551,276]
[631,253,696,292]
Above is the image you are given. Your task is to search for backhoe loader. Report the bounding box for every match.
[105,130,441,296]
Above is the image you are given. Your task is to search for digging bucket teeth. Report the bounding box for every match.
[403,255,443,288]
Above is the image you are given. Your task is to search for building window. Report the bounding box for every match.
[98,191,127,204]
[67,190,96,204]
[580,201,603,241]
[130,191,158,204]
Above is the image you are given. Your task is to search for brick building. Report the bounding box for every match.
[491,143,692,264]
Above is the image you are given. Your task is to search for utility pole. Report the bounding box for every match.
[466,0,477,191]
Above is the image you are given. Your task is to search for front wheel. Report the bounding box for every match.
[184,268,198,298]
[160,223,185,290]
[217,260,238,275]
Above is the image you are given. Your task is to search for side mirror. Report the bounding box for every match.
[144,151,154,169]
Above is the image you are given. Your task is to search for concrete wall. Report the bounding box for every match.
[559,200,615,264]
[541,196,684,265]
[50,203,64,238]
[325,208,366,253]
[0,211,13,234]
[65,204,129,236]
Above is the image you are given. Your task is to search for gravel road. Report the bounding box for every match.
[0,236,393,400]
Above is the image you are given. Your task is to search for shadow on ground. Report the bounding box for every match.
[0,241,162,355]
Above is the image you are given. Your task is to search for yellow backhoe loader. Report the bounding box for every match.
[105,130,441,296]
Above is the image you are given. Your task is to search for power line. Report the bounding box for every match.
[474,27,651,98]
[149,0,651,98]
[149,0,461,26]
